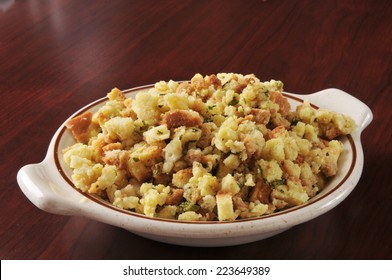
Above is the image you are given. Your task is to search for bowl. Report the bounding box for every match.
[17,86,372,247]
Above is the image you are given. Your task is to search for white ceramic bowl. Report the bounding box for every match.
[17,86,372,247]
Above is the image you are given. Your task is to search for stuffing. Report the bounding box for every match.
[130,141,164,164]
[165,188,184,205]
[239,201,269,219]
[126,142,165,182]
[249,180,272,204]
[199,195,217,212]
[269,91,291,116]
[283,136,299,161]
[63,73,356,221]
[139,183,170,217]
[262,138,285,162]
[296,101,316,123]
[63,143,92,166]
[216,192,237,221]
[221,174,240,195]
[249,108,271,125]
[88,164,117,194]
[162,138,182,173]
[102,149,128,169]
[132,90,161,125]
[113,190,140,211]
[197,122,218,148]
[238,120,265,159]
[257,159,283,183]
[107,87,126,101]
[282,160,301,178]
[183,184,201,205]
[316,110,357,139]
[174,126,202,144]
[164,93,190,110]
[162,109,203,129]
[296,101,356,140]
[70,160,103,192]
[213,116,240,153]
[103,117,134,141]
[304,124,319,143]
[172,168,193,188]
[178,211,203,221]
[157,205,178,219]
[143,124,170,144]
[127,159,151,182]
[92,88,127,126]
[291,121,306,137]
[198,173,220,196]
[223,154,241,170]
[320,140,344,176]
[271,177,309,207]
[65,112,98,144]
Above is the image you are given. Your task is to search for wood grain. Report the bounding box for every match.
[1,0,391,259]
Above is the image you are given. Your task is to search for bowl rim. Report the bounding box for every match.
[53,84,357,225]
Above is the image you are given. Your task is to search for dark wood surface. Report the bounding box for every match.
[1,0,391,260]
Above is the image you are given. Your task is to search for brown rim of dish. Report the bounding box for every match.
[54,86,357,224]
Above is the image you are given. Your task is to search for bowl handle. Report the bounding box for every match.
[290,88,373,133]
[17,163,81,216]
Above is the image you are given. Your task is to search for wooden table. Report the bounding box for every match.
[1,0,391,260]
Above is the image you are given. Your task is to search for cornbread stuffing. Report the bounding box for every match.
[63,73,356,221]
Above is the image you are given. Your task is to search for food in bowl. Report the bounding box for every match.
[62,73,356,222]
